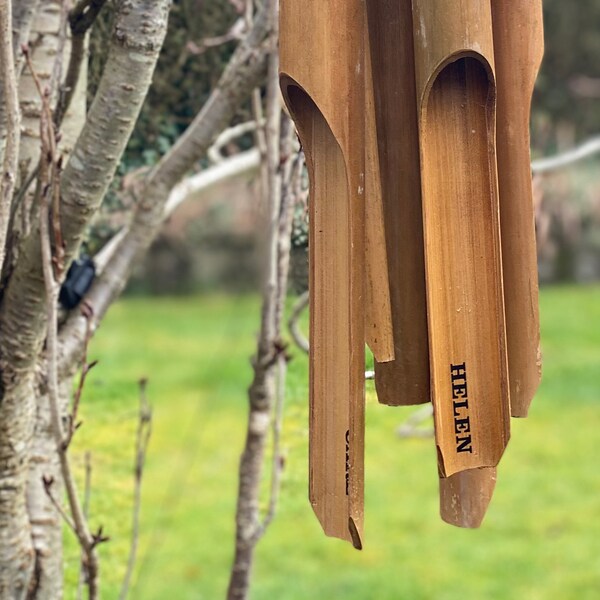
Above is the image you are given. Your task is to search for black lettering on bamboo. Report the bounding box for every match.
[345,430,350,495]
[451,363,473,453]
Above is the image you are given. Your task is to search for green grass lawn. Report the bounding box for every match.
[66,285,600,599]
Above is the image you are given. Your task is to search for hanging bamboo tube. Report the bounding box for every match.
[439,467,497,528]
[492,0,544,418]
[280,0,365,548]
[411,0,511,478]
[365,21,395,365]
[366,0,430,407]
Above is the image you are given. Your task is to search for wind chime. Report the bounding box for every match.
[279,0,544,548]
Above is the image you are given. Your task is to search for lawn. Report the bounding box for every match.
[66,285,600,599]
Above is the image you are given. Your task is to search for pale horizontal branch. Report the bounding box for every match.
[532,136,600,174]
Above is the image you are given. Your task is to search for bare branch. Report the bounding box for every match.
[33,55,103,599]
[119,378,152,600]
[288,291,309,354]
[0,0,170,413]
[55,0,108,126]
[186,17,246,55]
[532,136,600,174]
[0,0,21,272]
[77,451,93,600]
[57,1,274,371]
[42,477,78,537]
[227,2,289,596]
[208,121,264,164]
[64,303,96,449]
[167,149,260,215]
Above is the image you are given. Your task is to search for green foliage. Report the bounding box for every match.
[534,0,600,148]
[65,285,600,599]
[89,0,245,170]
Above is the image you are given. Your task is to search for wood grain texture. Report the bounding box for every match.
[439,467,497,528]
[413,0,510,477]
[366,0,430,406]
[492,0,544,418]
[365,23,395,365]
[280,0,365,548]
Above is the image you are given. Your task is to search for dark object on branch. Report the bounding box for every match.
[59,257,96,309]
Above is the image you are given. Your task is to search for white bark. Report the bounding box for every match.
[26,378,72,600]
[24,10,88,594]
[0,0,170,593]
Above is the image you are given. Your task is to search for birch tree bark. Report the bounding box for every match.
[26,378,72,600]
[0,0,170,594]
[23,10,88,592]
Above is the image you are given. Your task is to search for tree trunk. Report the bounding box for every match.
[0,0,169,593]
[0,374,36,599]
[26,378,72,600]
[227,370,275,600]
[18,0,62,182]
[21,5,88,593]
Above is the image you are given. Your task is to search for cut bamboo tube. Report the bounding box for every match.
[365,23,395,365]
[280,0,365,548]
[412,0,510,477]
[492,0,544,418]
[439,467,497,528]
[366,0,430,406]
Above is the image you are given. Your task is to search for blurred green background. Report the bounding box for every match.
[65,286,600,599]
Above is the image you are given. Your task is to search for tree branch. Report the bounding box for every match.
[288,290,309,354]
[119,378,152,600]
[35,65,104,599]
[55,0,108,126]
[532,135,600,174]
[227,3,290,596]
[0,0,170,398]
[57,1,273,372]
[207,121,264,164]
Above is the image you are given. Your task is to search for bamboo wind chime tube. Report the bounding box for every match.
[491,0,544,418]
[411,0,510,498]
[280,0,366,548]
[365,22,395,365]
[366,0,430,407]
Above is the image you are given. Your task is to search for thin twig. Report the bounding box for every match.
[77,452,93,600]
[251,353,286,542]
[42,476,78,536]
[119,379,153,600]
[55,0,108,126]
[24,45,65,280]
[32,52,104,599]
[65,303,97,449]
